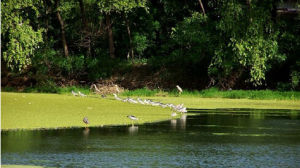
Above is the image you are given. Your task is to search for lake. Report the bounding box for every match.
[2,109,300,167]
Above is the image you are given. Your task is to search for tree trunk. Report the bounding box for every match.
[55,0,69,57]
[125,16,134,60]
[198,0,206,15]
[43,0,52,42]
[79,0,88,30]
[44,6,49,41]
[106,14,115,59]
[78,0,91,56]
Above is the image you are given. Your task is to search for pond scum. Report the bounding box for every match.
[2,92,300,130]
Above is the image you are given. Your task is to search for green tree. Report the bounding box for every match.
[209,0,285,88]
[2,0,43,71]
[98,0,147,58]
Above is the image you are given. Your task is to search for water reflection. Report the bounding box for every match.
[170,119,177,130]
[83,127,90,137]
[179,114,187,130]
[128,125,138,135]
[170,114,187,130]
[2,109,300,168]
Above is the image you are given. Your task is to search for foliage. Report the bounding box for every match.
[2,0,300,91]
[291,71,300,89]
[132,33,149,57]
[2,0,43,71]
[98,0,147,14]
[33,46,84,77]
[209,0,285,86]
[276,82,292,91]
[169,12,212,63]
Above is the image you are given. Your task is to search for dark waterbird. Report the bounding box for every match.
[127,115,138,126]
[127,115,138,120]
[83,117,89,127]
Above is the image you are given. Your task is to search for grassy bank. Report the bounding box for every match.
[2,91,300,130]
[3,86,300,100]
[1,92,173,130]
[122,88,300,100]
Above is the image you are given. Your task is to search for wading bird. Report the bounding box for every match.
[113,93,122,101]
[137,98,145,104]
[176,85,183,95]
[128,98,138,104]
[144,99,150,104]
[159,103,167,108]
[72,90,78,96]
[127,115,138,126]
[83,117,89,127]
[78,91,87,97]
[178,107,187,113]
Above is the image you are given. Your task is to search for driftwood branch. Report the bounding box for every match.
[198,0,206,15]
[91,84,101,93]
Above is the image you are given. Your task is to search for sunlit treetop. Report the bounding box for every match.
[98,0,147,14]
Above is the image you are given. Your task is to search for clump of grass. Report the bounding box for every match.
[121,88,160,97]
[2,86,17,92]
[198,88,300,100]
[121,87,300,100]
[2,86,91,95]
[155,90,169,97]
[3,85,300,100]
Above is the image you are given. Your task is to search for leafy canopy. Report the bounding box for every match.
[2,0,43,71]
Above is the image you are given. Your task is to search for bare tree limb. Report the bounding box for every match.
[198,0,206,15]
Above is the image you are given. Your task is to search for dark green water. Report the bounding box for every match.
[2,109,300,168]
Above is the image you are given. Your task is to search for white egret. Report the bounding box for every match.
[137,98,145,104]
[78,91,87,97]
[113,93,122,101]
[128,98,138,104]
[115,85,120,94]
[72,90,78,96]
[176,85,183,95]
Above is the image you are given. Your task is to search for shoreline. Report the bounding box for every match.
[2,92,299,130]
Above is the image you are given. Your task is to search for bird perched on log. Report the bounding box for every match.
[176,85,183,95]
[115,85,120,94]
[72,90,78,96]
[83,117,89,127]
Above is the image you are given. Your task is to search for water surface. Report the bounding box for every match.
[2,109,300,167]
